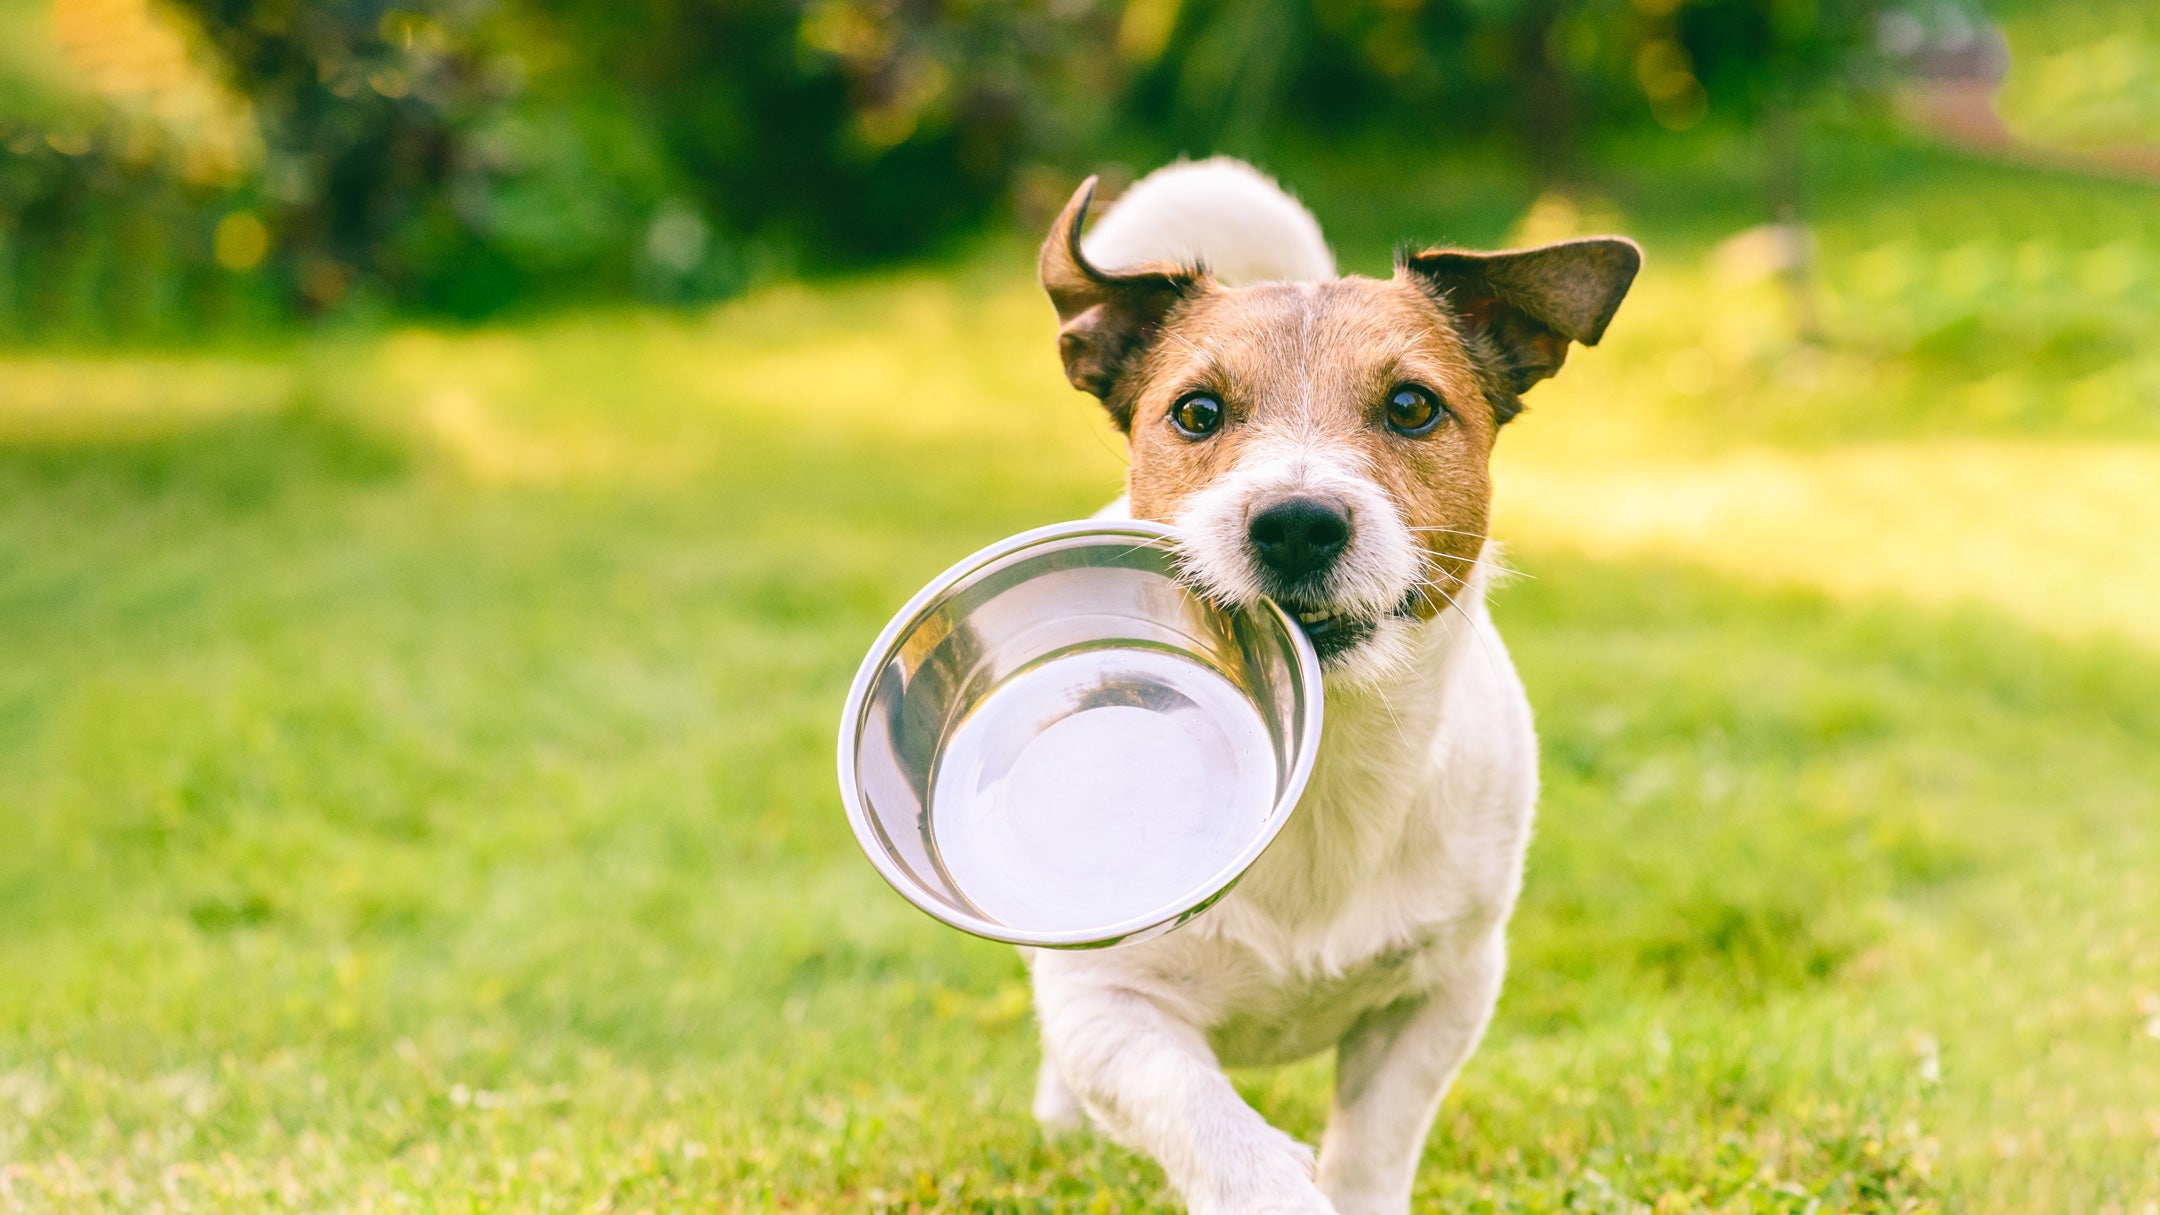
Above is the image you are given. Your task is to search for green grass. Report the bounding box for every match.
[4,132,2159,1212]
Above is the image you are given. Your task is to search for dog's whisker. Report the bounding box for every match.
[1424,551,1513,572]
[1424,580,1503,671]
[1373,686,1414,753]
[1415,554,1523,586]
[1411,555,1508,673]
[1415,551,1487,601]
[1405,540,1530,582]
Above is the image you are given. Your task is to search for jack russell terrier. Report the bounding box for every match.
[1022,158,1640,1214]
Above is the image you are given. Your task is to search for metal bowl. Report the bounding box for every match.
[837,520,1324,948]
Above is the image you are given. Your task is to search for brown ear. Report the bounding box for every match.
[1040,176,1201,430]
[1404,237,1641,419]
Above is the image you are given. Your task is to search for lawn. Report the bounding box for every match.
[2,132,2158,1212]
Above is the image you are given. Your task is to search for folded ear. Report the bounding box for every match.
[1040,176,1201,430]
[1403,237,1641,416]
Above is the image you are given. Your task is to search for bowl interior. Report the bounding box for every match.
[841,523,1320,947]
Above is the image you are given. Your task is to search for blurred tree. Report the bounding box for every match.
[2,0,1935,335]
[523,0,1119,269]
[0,0,274,338]
[1123,0,1633,179]
[1117,0,1897,344]
[152,0,1118,315]
[1128,0,1891,187]
[169,1,514,313]
[1675,0,1892,339]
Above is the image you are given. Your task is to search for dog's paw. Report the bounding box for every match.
[1191,1130,1335,1215]
[1315,1183,1409,1215]
[1194,1185,1336,1215]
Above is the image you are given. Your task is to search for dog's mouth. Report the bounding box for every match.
[1168,547,1424,668]
[1279,594,1420,664]
[1295,609,1371,663]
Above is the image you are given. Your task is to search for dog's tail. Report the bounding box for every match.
[1079,157,1335,285]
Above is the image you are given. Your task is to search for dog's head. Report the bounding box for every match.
[1041,177,1639,684]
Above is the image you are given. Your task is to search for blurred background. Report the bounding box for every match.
[2,1,2156,1211]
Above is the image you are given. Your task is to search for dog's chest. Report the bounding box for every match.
[1202,938,1435,1066]
[1181,747,1526,1067]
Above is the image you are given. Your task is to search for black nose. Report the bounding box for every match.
[1247,494,1351,582]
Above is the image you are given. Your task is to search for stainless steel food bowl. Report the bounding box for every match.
[837,520,1324,948]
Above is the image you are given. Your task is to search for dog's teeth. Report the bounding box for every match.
[1297,609,1334,624]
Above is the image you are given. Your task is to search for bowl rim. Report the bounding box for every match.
[835,518,1326,948]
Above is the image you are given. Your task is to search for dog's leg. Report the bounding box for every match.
[1035,980,1335,1214]
[1032,1053,1084,1133]
[1314,937,1505,1215]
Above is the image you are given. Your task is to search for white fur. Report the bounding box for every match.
[1033,163,1539,1215]
[1081,157,1336,285]
[1170,424,1426,691]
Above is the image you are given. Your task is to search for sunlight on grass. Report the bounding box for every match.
[354,271,1091,487]
[0,352,291,441]
[1494,441,2160,650]
[303,231,2160,657]
[1996,0,2160,153]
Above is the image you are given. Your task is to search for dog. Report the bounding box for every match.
[1023,158,1640,1215]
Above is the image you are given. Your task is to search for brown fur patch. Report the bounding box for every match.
[1117,276,1498,619]
[1404,237,1642,401]
[1039,178,1200,427]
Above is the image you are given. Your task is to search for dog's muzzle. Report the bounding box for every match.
[1246,492,1352,587]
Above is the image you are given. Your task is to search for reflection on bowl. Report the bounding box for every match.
[837,520,1324,948]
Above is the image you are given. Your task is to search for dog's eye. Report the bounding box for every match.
[1171,392,1224,438]
[1384,385,1446,437]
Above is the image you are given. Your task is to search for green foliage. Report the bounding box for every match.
[152,0,1090,314]
[1,0,1122,332]
[0,137,275,341]
[1113,0,1903,171]
[0,0,1962,336]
